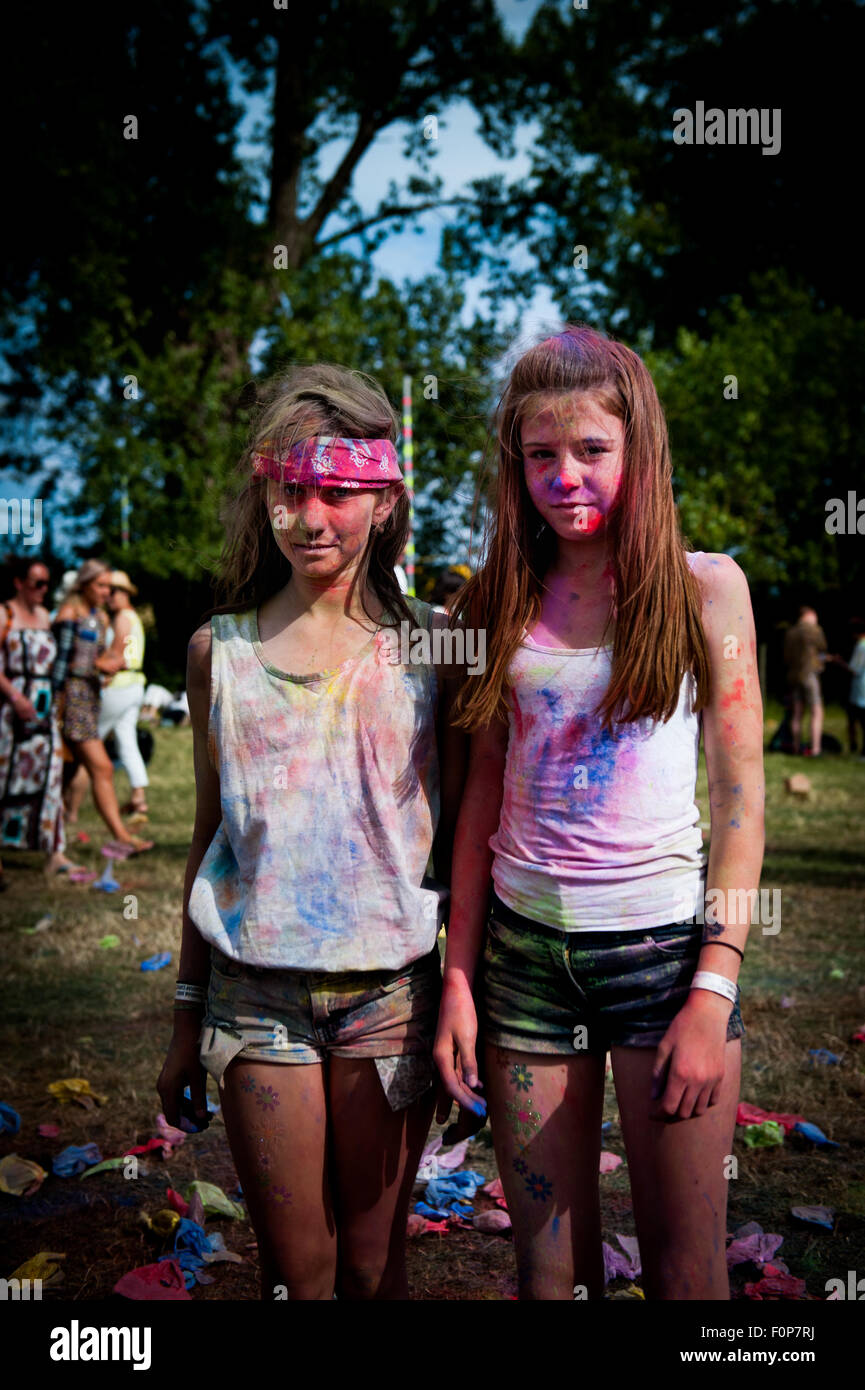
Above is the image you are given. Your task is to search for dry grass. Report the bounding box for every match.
[1,703,863,1299]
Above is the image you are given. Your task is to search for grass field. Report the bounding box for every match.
[1,701,863,1300]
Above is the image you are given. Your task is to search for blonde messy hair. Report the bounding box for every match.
[207,364,414,629]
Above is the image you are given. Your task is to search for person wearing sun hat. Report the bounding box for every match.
[99,569,150,818]
[53,559,153,853]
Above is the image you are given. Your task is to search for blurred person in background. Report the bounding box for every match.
[829,615,865,759]
[53,559,153,854]
[0,556,81,887]
[783,605,828,756]
[100,570,150,818]
[430,565,471,615]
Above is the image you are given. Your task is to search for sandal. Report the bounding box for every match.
[46,859,87,876]
[127,836,155,856]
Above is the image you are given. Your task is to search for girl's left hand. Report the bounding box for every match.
[650,992,732,1122]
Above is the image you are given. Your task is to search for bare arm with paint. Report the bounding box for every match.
[652,553,764,1121]
[157,621,223,1126]
[698,553,765,962]
[433,712,508,1115]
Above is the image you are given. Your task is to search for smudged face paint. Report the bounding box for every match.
[521,393,624,543]
[266,478,397,581]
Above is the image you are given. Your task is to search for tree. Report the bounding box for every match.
[647,271,865,621]
[445,0,865,344]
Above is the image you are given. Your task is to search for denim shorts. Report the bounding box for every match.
[199,945,442,1111]
[481,892,745,1055]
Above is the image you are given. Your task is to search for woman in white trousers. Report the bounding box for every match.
[100,570,149,816]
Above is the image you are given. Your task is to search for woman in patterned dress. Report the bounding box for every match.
[53,559,153,855]
[0,557,79,886]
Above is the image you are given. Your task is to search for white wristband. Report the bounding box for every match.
[175,982,206,1002]
[690,970,737,1006]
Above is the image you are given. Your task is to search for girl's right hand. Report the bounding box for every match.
[433,976,487,1123]
[157,1012,209,1128]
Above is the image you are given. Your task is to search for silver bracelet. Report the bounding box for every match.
[690,970,737,1006]
[175,981,207,1002]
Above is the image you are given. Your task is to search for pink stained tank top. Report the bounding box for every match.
[489,555,707,931]
[188,597,442,971]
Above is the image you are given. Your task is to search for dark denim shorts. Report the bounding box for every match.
[482,892,745,1055]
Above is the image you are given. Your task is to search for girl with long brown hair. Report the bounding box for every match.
[158,364,467,1299]
[434,325,764,1300]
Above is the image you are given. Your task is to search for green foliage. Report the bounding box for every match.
[2,0,862,637]
[647,273,865,596]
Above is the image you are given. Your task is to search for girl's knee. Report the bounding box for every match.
[335,1229,406,1300]
[260,1245,335,1301]
[336,1256,406,1301]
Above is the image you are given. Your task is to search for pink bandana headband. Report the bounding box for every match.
[252,436,403,489]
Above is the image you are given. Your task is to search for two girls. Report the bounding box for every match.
[435,326,764,1300]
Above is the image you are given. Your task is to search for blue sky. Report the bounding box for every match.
[235,0,559,341]
[2,0,564,563]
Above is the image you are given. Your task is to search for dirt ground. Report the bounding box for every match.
[2,715,864,1301]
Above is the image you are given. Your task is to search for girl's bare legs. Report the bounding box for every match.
[610,1039,742,1300]
[220,1060,337,1300]
[484,1044,607,1300]
[72,739,152,848]
[329,1057,436,1299]
[220,1056,435,1300]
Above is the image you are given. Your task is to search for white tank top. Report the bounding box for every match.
[489,556,707,931]
[189,598,441,971]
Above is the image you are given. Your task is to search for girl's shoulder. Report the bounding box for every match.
[687,549,748,593]
[404,595,435,630]
[688,551,752,636]
[188,621,213,665]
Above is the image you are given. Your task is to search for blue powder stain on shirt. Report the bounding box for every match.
[538,687,565,723]
[589,725,620,796]
[562,723,621,819]
[552,1216,560,1237]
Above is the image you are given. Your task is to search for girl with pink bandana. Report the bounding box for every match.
[158,365,467,1299]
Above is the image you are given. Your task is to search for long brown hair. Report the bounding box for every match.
[453,324,711,731]
[206,364,415,629]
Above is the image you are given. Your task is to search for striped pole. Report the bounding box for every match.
[401,374,415,596]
